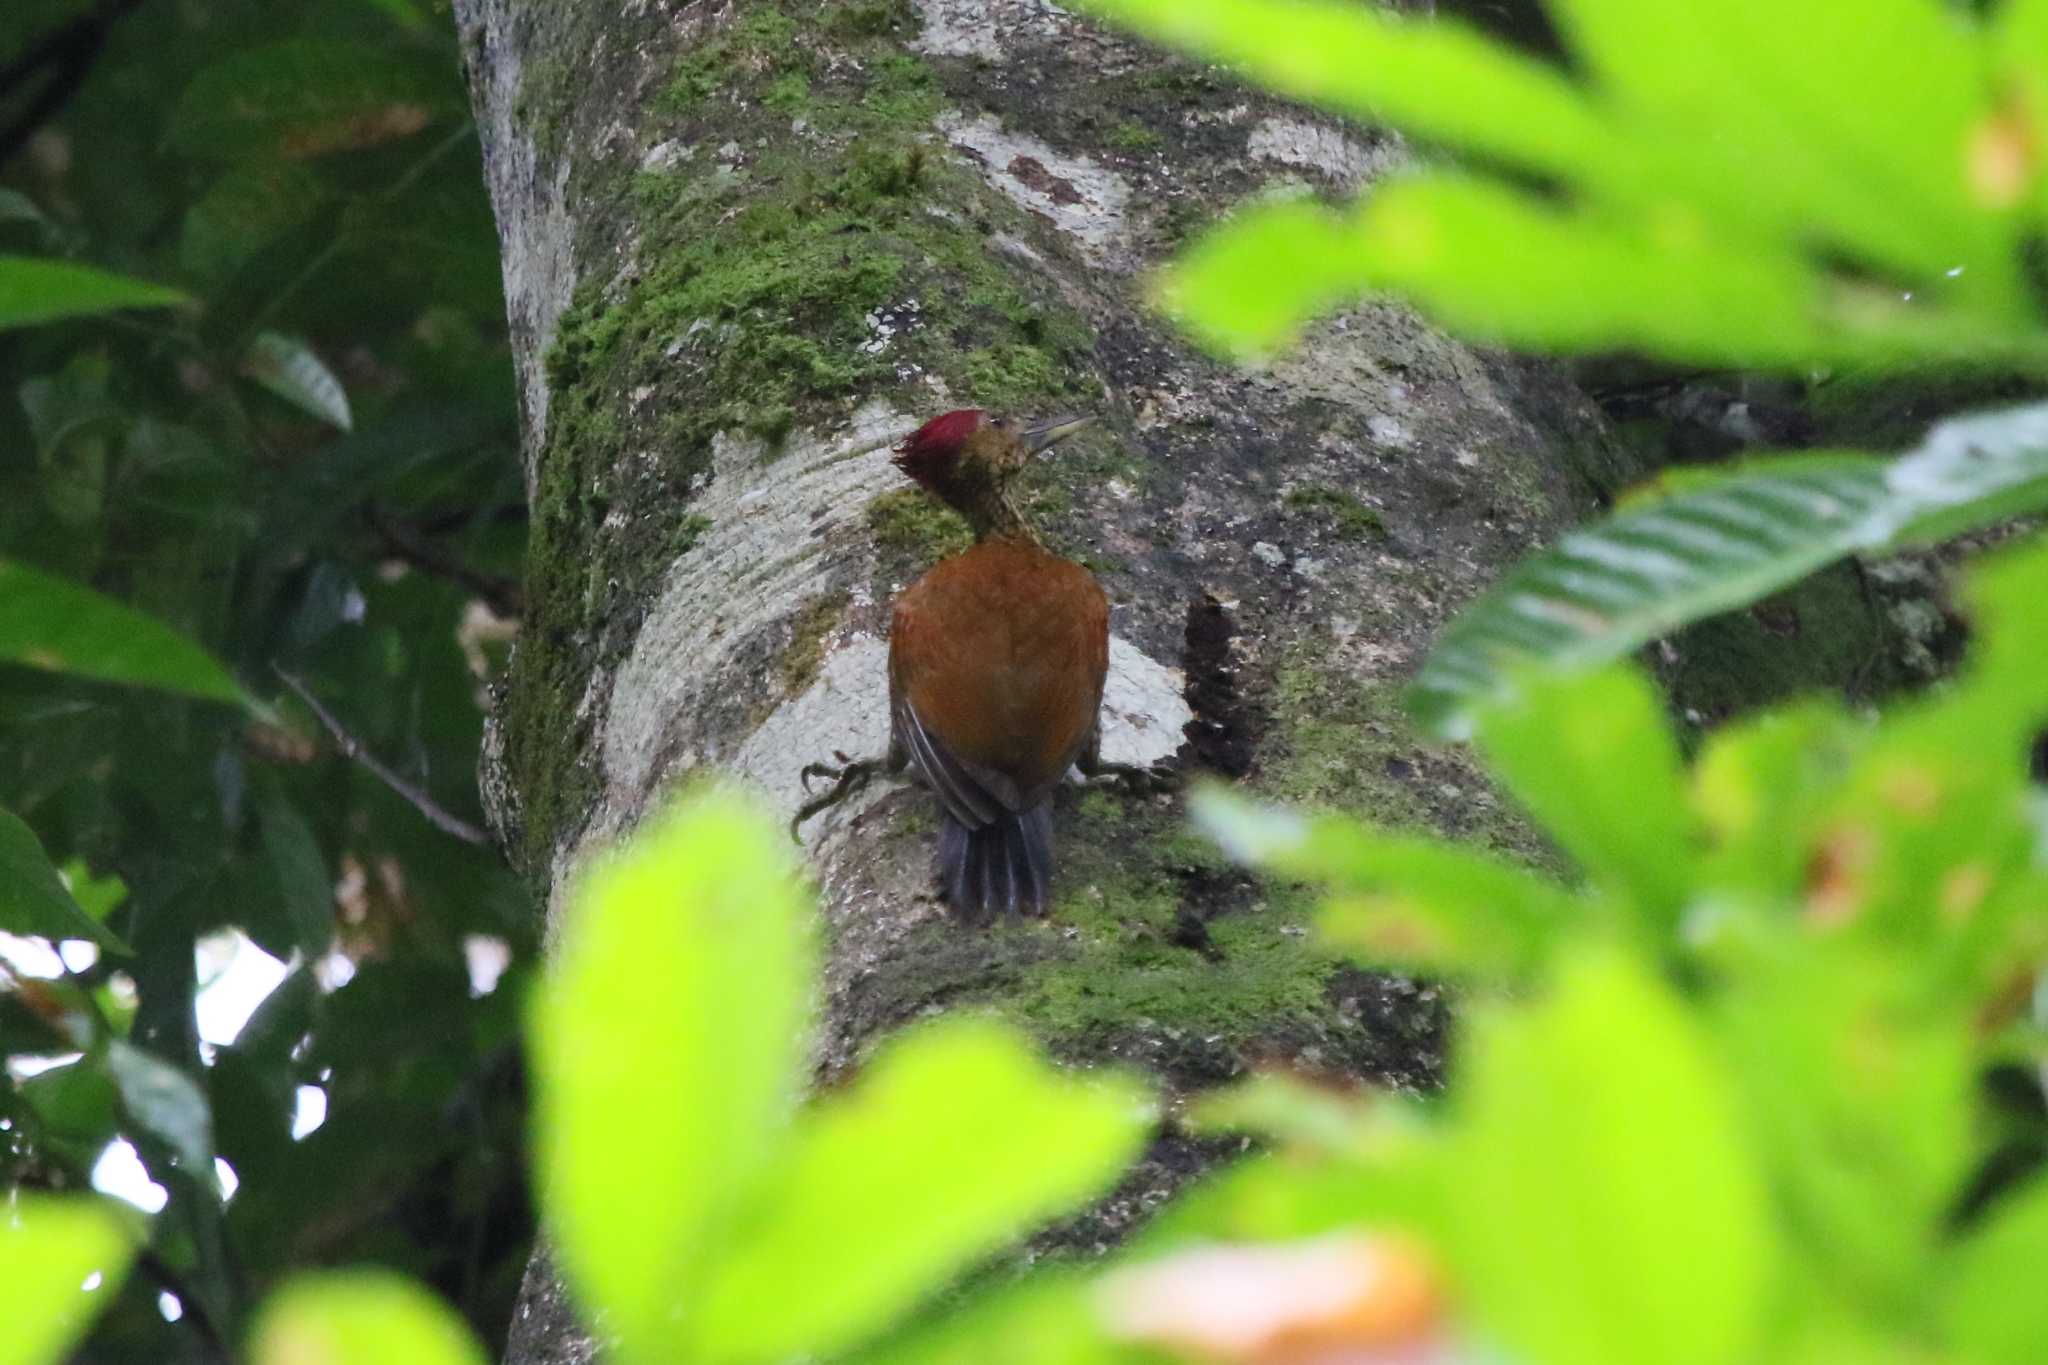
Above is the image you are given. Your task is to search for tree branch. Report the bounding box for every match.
[271,664,492,847]
[0,0,149,169]
[366,505,525,618]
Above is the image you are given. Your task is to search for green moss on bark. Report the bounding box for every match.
[1263,635,1558,869]
[1663,567,1903,729]
[778,589,851,696]
[1284,484,1387,541]
[866,488,973,563]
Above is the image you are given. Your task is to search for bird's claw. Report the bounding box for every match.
[1089,760,1182,797]
[798,751,858,793]
[789,756,878,840]
[1131,761,1182,795]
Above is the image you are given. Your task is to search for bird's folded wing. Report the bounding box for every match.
[892,692,1024,828]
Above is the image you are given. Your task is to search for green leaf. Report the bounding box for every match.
[1074,0,1616,181]
[255,782,335,959]
[1411,404,2048,738]
[0,189,53,233]
[696,1017,1151,1362]
[20,1062,119,1146]
[0,256,188,331]
[243,333,353,432]
[20,355,121,534]
[531,788,815,1359]
[1471,666,1697,935]
[1880,402,2048,546]
[1191,785,1584,976]
[179,163,326,286]
[249,1270,487,1365]
[0,1198,134,1365]
[1453,950,1775,1365]
[1409,466,1875,736]
[0,806,130,952]
[0,559,243,704]
[1945,1175,2048,1365]
[169,40,451,160]
[106,1040,214,1173]
[58,860,128,925]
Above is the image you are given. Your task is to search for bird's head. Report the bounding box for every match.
[892,409,1093,493]
[890,409,1093,537]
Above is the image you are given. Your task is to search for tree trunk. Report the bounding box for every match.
[456,2,1637,1359]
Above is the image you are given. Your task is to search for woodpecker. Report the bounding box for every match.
[793,408,1171,919]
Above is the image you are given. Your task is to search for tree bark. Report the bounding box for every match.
[456,2,1637,1359]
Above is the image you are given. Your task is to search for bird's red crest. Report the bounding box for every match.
[893,409,985,481]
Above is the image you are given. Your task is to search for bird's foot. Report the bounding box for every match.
[790,752,881,840]
[1083,758,1181,798]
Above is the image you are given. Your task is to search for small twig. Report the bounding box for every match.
[365,505,524,618]
[271,664,491,847]
[417,502,526,537]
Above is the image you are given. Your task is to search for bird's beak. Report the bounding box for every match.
[1022,413,1095,454]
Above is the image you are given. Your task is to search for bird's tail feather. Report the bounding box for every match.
[938,806,1053,918]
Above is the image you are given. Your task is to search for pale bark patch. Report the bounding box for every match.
[912,0,1075,60]
[600,403,906,817]
[1246,116,1406,190]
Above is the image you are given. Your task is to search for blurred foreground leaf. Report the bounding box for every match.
[1191,785,1581,977]
[249,1271,486,1365]
[0,1199,133,1365]
[531,788,814,1361]
[1472,666,1696,934]
[698,1018,1151,1362]
[1100,1234,1445,1361]
[1715,946,1973,1313]
[1073,0,1609,178]
[1944,1176,2048,1365]
[1083,0,2047,369]
[1188,1070,1378,1152]
[1453,951,1777,1365]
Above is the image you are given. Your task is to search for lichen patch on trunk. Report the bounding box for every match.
[912,0,1073,60]
[1246,116,1405,189]
[936,112,1134,262]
